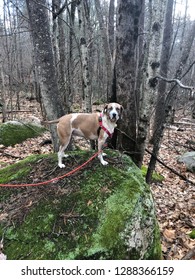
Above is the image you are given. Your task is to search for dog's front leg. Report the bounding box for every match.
[98,138,108,166]
[58,148,66,168]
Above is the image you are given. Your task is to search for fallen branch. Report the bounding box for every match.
[145,147,195,186]
[116,128,195,186]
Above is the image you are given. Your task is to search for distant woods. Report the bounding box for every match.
[0,0,194,181]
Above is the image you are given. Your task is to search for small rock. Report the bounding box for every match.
[177,152,195,173]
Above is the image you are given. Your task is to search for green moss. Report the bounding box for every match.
[189,229,195,239]
[141,165,164,182]
[88,170,162,260]
[0,154,49,184]
[0,151,162,260]
[0,122,46,146]
[0,154,56,202]
[92,178,141,248]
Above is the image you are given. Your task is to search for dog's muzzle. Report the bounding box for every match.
[110,112,119,122]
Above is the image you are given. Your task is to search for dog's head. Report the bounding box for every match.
[103,103,124,122]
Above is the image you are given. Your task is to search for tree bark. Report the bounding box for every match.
[151,0,173,141]
[168,20,195,122]
[146,0,174,183]
[78,0,91,112]
[26,0,65,151]
[95,0,113,101]
[67,1,76,111]
[57,0,67,109]
[0,57,7,122]
[116,0,143,160]
[108,0,115,58]
[135,0,167,167]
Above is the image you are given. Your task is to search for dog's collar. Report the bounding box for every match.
[98,113,113,138]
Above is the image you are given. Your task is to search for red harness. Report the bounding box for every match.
[98,113,113,138]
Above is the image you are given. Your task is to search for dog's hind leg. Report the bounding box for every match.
[58,145,66,168]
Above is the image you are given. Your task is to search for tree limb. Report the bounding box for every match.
[155,75,194,92]
[53,0,68,20]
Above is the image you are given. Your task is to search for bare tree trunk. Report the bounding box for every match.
[135,0,145,117]
[83,0,94,103]
[146,0,174,183]
[169,20,195,122]
[15,0,24,87]
[26,0,65,151]
[3,0,14,120]
[52,0,60,70]
[80,36,91,112]
[78,0,91,112]
[94,0,113,100]
[146,18,195,183]
[52,0,67,108]
[67,1,76,111]
[135,0,167,167]
[116,0,143,160]
[55,0,68,109]
[108,0,115,59]
[0,58,7,122]
[151,0,174,141]
[176,21,195,79]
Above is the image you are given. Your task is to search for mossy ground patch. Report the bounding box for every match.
[0,150,161,259]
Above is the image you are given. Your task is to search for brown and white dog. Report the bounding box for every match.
[43,103,123,168]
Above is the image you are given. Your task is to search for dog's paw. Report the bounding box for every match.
[101,160,108,166]
[58,163,65,168]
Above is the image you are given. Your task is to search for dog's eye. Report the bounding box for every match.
[109,106,113,111]
[116,108,120,112]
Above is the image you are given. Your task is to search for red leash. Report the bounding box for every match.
[0,151,101,188]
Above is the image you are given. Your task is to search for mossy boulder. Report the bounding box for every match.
[0,121,46,146]
[0,150,162,260]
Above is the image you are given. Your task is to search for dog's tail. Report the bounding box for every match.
[41,119,60,125]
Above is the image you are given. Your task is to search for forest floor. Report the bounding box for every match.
[0,98,195,260]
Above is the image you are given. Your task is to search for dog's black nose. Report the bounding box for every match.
[112,113,116,118]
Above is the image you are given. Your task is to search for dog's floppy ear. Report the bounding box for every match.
[120,105,124,119]
[103,104,108,113]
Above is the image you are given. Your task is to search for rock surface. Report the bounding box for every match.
[0,151,162,260]
[0,121,45,146]
[177,151,195,173]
